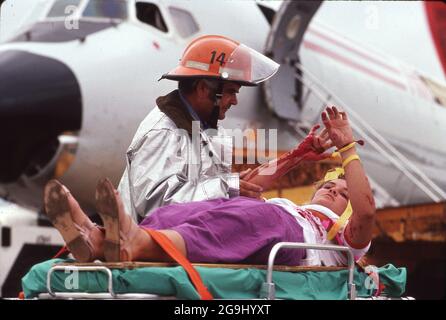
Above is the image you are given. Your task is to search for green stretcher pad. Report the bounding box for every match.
[22,258,407,300]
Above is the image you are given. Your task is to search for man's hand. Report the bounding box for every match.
[321,106,354,149]
[239,168,263,199]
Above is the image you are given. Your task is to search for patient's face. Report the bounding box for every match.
[311,179,349,216]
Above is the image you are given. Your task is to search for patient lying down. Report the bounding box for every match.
[43,107,375,266]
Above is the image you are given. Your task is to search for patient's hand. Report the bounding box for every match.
[288,124,333,163]
[321,106,355,149]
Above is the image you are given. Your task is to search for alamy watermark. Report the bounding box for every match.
[64,268,79,290]
[172,121,279,175]
[364,5,380,31]
[64,5,79,30]
[364,265,380,293]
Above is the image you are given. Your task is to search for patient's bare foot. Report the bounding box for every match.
[44,180,104,262]
[95,178,146,262]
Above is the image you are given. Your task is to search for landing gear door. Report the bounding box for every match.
[263,1,322,121]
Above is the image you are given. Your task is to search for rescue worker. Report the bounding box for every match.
[117,35,280,221]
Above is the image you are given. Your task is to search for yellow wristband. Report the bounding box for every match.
[342,154,360,168]
[337,141,356,154]
[331,140,365,159]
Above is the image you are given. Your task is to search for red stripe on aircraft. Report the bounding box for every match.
[303,40,406,91]
[307,28,401,75]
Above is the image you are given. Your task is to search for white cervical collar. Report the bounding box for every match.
[300,204,339,220]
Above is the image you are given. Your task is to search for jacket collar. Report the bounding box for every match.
[156,90,219,136]
[156,90,196,135]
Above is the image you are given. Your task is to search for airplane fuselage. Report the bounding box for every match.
[0,0,445,212]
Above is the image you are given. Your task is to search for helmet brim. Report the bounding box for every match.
[159,73,258,87]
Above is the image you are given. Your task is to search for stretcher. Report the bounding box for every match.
[21,243,407,300]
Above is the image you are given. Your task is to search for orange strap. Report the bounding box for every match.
[143,228,213,300]
[53,245,70,259]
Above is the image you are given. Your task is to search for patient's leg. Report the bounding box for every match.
[130,229,186,262]
[95,178,186,262]
[43,180,105,262]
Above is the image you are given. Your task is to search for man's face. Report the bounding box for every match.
[311,179,349,216]
[218,82,241,120]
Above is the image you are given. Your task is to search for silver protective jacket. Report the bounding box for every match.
[118,90,239,222]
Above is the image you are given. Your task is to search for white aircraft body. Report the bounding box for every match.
[1,0,446,297]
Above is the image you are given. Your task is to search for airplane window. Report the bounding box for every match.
[168,7,199,38]
[136,2,168,33]
[83,0,128,20]
[47,0,82,17]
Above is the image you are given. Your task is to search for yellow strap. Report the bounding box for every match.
[327,202,352,240]
[342,154,360,168]
[323,167,345,181]
[331,140,365,159]
[337,141,357,154]
[322,166,352,240]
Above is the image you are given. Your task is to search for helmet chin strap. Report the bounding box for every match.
[207,81,224,129]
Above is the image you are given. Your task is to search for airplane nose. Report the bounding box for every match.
[0,50,82,183]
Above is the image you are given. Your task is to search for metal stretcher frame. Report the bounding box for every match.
[42,266,176,300]
[260,242,356,300]
[40,242,356,300]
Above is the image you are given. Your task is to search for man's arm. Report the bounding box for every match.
[123,129,240,219]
